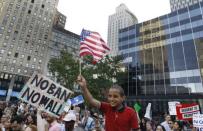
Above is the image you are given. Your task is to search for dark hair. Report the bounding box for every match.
[110,84,125,96]
[174,121,183,130]
[26,114,37,125]
[155,124,166,131]
[11,115,23,124]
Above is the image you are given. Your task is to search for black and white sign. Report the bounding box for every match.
[19,73,73,117]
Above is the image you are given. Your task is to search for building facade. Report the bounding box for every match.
[107,3,138,57]
[119,2,203,115]
[0,0,80,101]
[53,10,66,29]
[45,26,80,76]
[0,0,59,76]
[170,0,203,11]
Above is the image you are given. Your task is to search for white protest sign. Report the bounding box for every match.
[193,114,203,128]
[18,72,73,117]
[168,101,180,115]
[144,103,152,120]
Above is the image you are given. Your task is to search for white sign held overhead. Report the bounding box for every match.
[144,103,152,120]
[18,72,73,117]
[168,101,180,115]
[193,114,203,128]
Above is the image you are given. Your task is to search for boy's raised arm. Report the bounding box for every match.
[77,75,101,109]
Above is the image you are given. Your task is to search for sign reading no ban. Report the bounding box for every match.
[18,72,73,117]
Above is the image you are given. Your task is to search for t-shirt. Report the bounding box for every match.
[100,102,139,131]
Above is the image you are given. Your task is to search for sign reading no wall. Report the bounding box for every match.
[19,72,73,117]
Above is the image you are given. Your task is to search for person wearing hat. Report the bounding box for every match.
[63,112,76,131]
[63,112,85,131]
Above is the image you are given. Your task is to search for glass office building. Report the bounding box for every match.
[119,2,203,114]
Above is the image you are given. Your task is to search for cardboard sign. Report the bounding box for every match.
[176,103,200,121]
[18,73,73,117]
[193,114,203,128]
[168,101,180,115]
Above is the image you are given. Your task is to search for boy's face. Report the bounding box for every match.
[108,88,125,107]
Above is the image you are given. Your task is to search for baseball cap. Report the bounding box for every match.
[63,113,76,122]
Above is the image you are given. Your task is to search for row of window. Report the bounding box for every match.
[2,65,41,72]
[119,25,203,51]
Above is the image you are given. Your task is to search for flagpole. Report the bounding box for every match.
[79,58,82,75]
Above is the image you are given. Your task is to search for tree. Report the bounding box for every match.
[48,51,127,100]
[48,51,79,90]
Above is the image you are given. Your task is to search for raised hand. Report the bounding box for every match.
[77,75,87,89]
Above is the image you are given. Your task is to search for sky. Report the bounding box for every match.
[57,0,171,41]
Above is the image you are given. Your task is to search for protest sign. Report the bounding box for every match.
[168,101,180,115]
[18,72,73,117]
[144,103,152,120]
[193,114,203,128]
[176,103,200,121]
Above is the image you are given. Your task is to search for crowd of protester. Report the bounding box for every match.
[139,114,199,131]
[0,100,105,131]
[0,100,200,131]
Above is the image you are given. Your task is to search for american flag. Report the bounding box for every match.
[79,29,110,63]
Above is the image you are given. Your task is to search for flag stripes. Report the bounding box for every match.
[79,29,110,63]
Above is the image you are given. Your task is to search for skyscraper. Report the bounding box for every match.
[0,0,59,100]
[119,1,203,113]
[0,0,59,76]
[107,3,138,56]
[170,0,203,11]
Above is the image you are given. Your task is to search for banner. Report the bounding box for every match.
[193,114,203,128]
[18,73,73,117]
[168,101,180,115]
[176,103,200,121]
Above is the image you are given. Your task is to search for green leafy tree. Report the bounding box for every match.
[48,51,79,90]
[48,51,127,100]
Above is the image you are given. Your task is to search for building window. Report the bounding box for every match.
[41,4,44,8]
[11,67,14,72]
[0,49,5,54]
[3,43,7,46]
[8,52,11,56]
[28,10,31,14]
[6,58,9,62]
[14,53,18,58]
[13,60,16,63]
[31,0,34,3]
[27,56,31,61]
[3,66,7,71]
